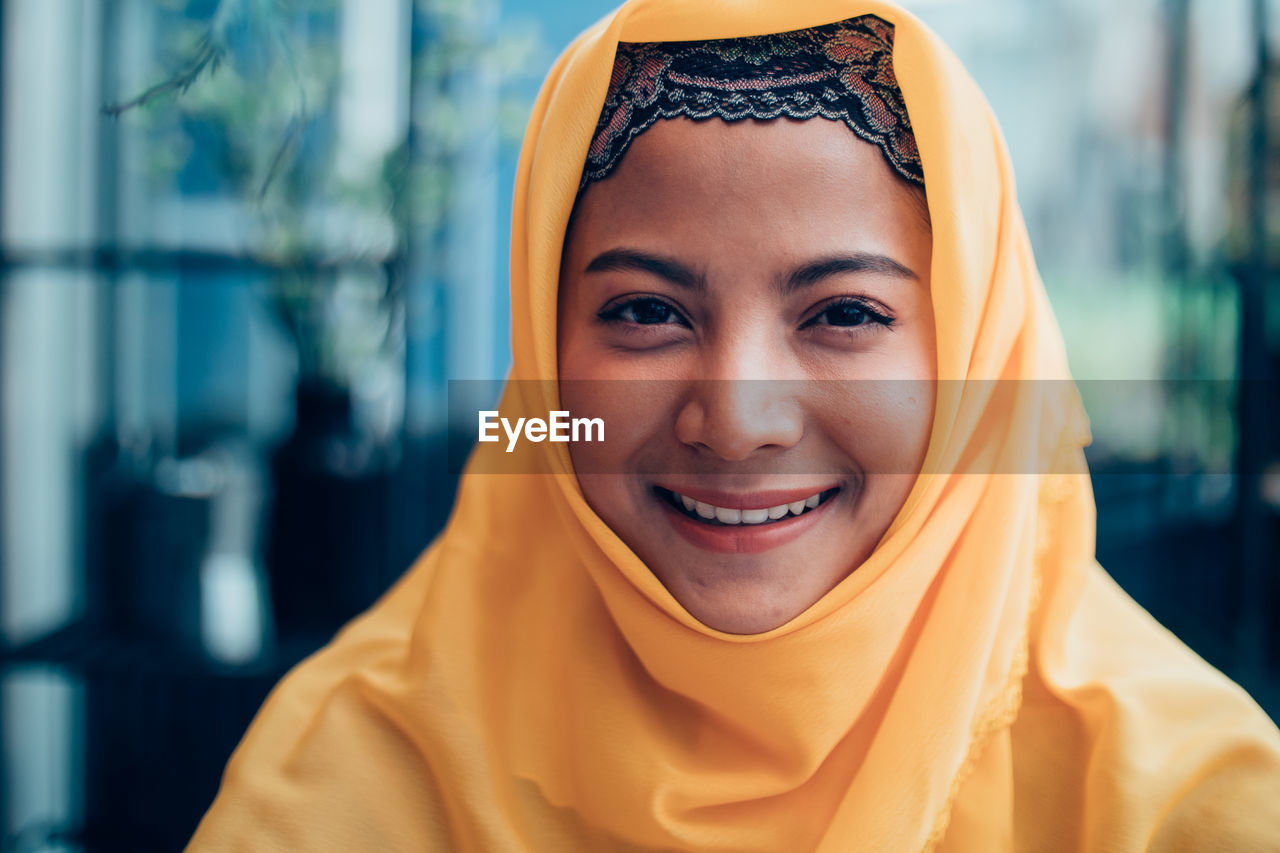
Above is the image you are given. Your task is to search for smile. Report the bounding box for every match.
[655,486,840,526]
[653,484,843,555]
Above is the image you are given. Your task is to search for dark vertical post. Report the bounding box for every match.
[1162,0,1190,370]
[403,0,427,436]
[401,0,420,435]
[390,0,419,576]
[79,0,123,844]
[0,2,10,843]
[1159,0,1192,610]
[1235,0,1271,679]
[0,3,9,651]
[96,0,120,430]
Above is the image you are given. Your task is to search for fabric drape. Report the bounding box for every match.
[189,2,1280,850]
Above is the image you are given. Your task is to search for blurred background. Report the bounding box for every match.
[0,0,1276,849]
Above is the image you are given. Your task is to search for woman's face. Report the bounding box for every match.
[558,116,936,634]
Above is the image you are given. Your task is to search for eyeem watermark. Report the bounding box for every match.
[450,378,1276,475]
[478,410,604,453]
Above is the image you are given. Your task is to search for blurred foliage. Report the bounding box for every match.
[1048,266,1240,476]
[109,0,542,391]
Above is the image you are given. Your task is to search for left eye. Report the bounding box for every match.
[819,302,870,326]
[804,298,894,329]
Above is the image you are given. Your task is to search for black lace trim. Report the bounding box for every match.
[582,16,923,191]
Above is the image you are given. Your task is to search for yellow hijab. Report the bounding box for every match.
[189,1,1280,850]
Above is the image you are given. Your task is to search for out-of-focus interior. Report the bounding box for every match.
[0,0,1277,850]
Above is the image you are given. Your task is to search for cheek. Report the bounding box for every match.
[560,382,681,541]
[572,473,635,534]
[816,378,934,476]
[560,379,685,477]
[556,293,589,380]
[559,374,648,533]
[560,379,629,477]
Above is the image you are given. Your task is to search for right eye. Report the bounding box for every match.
[597,296,690,327]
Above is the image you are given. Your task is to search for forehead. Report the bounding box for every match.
[567,116,929,256]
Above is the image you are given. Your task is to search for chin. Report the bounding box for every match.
[581,475,887,634]
[652,557,839,635]
[693,602,807,635]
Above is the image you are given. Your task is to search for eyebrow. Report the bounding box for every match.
[582,248,919,294]
[584,248,706,293]
[779,253,919,295]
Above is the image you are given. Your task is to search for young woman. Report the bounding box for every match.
[190,1,1280,850]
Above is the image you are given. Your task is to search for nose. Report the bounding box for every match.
[674,345,804,461]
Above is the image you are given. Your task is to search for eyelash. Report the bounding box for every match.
[596,296,691,328]
[800,297,897,331]
[595,295,897,331]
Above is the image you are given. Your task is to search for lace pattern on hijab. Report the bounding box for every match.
[582,15,924,191]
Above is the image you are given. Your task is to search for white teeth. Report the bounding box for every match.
[715,506,742,524]
[670,489,830,524]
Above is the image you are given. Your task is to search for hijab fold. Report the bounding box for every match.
[190,2,1280,850]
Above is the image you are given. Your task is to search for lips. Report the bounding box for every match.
[656,486,838,526]
[653,483,843,554]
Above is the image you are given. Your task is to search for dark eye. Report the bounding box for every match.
[598,296,689,327]
[821,302,870,327]
[803,297,895,330]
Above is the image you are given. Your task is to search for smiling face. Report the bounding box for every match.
[558,116,936,634]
